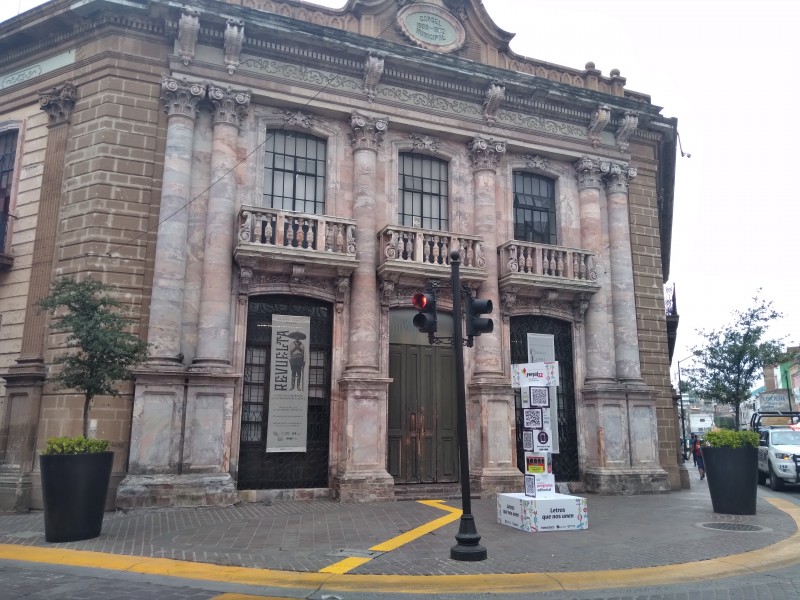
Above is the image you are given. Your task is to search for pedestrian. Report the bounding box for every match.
[693,436,705,480]
[689,433,697,466]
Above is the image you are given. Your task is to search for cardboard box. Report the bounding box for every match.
[496,492,588,532]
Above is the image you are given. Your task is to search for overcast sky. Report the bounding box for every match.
[2,0,799,384]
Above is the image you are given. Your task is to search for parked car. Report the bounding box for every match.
[756,426,800,490]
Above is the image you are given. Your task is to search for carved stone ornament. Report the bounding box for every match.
[483,81,505,126]
[587,104,610,148]
[574,156,604,191]
[408,133,441,153]
[208,85,251,129]
[572,294,591,322]
[350,112,388,152]
[616,110,639,152]
[39,81,78,125]
[160,77,206,120]
[603,162,637,194]
[396,2,466,54]
[283,109,315,129]
[363,52,385,102]
[501,290,517,320]
[523,154,553,173]
[239,265,254,296]
[178,7,199,67]
[467,137,506,172]
[224,18,245,75]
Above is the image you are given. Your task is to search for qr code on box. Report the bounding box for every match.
[522,430,534,451]
[523,408,543,429]
[529,387,549,407]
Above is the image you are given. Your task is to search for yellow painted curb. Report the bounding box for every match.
[0,496,797,595]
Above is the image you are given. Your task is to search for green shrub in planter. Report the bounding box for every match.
[704,429,759,449]
[41,436,109,455]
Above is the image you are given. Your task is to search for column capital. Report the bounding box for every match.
[161,77,206,120]
[350,111,388,152]
[574,156,605,191]
[39,82,77,126]
[603,162,637,194]
[467,137,506,172]
[209,85,251,129]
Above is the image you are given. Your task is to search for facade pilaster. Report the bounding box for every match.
[334,112,394,501]
[603,162,642,383]
[193,86,250,368]
[147,78,205,366]
[574,156,615,384]
[0,82,77,511]
[465,137,521,494]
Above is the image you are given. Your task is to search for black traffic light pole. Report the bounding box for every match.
[449,250,487,561]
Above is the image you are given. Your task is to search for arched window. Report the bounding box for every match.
[398,153,449,231]
[263,130,326,215]
[513,171,556,245]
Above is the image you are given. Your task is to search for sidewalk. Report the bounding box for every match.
[0,474,799,598]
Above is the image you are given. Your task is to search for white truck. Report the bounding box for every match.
[756,426,800,491]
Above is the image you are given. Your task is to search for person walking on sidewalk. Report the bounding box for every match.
[693,436,705,480]
[689,433,697,466]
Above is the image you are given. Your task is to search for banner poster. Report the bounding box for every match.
[533,429,553,453]
[511,362,559,388]
[534,473,556,497]
[525,451,548,474]
[266,314,311,453]
[527,333,560,454]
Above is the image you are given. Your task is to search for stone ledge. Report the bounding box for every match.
[584,467,670,495]
[116,473,237,509]
[237,487,331,503]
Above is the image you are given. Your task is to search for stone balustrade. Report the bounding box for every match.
[379,225,485,269]
[499,240,597,282]
[238,206,357,256]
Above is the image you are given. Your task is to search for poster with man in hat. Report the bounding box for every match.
[266,315,311,452]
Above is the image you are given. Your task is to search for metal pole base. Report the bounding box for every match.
[450,514,487,561]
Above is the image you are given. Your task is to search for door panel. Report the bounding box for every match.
[388,344,457,484]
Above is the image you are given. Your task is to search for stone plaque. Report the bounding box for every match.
[397,3,465,53]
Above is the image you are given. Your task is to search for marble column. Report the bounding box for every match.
[465,137,521,494]
[345,112,386,374]
[604,163,642,383]
[147,78,205,366]
[193,86,250,369]
[0,83,77,510]
[574,157,615,384]
[335,112,393,501]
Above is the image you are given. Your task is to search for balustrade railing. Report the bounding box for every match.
[499,240,596,282]
[238,206,357,257]
[379,225,485,269]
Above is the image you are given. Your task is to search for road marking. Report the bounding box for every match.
[319,499,462,574]
[0,497,798,595]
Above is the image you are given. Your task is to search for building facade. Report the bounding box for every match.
[0,0,680,510]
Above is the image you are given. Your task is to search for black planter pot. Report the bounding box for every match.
[40,452,113,543]
[701,446,757,515]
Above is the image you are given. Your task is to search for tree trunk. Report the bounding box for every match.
[83,394,92,438]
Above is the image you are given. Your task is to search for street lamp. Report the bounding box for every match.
[676,355,694,461]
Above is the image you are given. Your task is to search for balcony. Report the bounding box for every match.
[498,240,601,301]
[233,206,358,278]
[377,225,487,286]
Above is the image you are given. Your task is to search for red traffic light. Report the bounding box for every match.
[412,292,430,310]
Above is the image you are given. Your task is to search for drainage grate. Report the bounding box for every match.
[699,522,766,532]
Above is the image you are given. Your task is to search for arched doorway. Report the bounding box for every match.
[387,308,458,484]
[238,295,333,489]
[510,315,579,480]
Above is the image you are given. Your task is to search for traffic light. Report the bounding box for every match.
[412,290,437,341]
[465,294,493,345]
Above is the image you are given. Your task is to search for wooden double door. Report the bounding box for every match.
[387,344,458,484]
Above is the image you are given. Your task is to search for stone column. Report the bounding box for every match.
[345,112,386,374]
[335,112,393,501]
[574,157,615,384]
[193,86,250,369]
[0,83,77,511]
[603,163,642,382]
[147,78,205,366]
[466,137,521,494]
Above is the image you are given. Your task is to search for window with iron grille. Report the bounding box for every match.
[513,171,556,245]
[263,130,326,215]
[0,129,17,252]
[398,153,449,231]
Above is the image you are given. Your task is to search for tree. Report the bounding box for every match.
[39,277,149,438]
[684,293,787,430]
